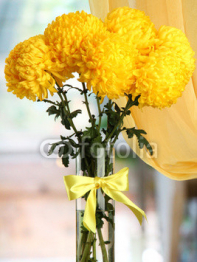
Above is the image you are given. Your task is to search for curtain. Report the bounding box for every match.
[89,0,197,180]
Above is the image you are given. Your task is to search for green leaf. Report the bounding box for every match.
[108,111,120,126]
[46,105,60,119]
[62,155,69,167]
[104,100,112,111]
[71,150,80,159]
[61,118,71,129]
[88,92,93,97]
[60,135,67,140]
[138,135,153,155]
[102,128,107,135]
[58,143,74,167]
[96,211,104,229]
[92,135,102,144]
[70,109,82,119]
[114,103,121,113]
[48,141,63,156]
[58,143,73,157]
[125,94,140,108]
[120,94,140,113]
[68,138,79,148]
[60,107,71,130]
[126,110,131,115]
[48,143,58,156]
[126,127,153,155]
[90,135,103,157]
[83,126,98,138]
[106,162,113,177]
[126,127,146,138]
[58,146,65,157]
[106,203,114,212]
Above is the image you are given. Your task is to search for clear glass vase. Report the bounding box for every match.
[76,144,115,262]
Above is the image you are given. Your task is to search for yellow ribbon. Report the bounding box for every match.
[64,167,146,233]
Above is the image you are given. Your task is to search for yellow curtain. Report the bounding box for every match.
[89,0,197,180]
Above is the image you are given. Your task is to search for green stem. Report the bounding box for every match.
[105,114,124,143]
[105,100,112,140]
[80,231,94,262]
[96,96,102,131]
[57,91,79,135]
[42,99,57,105]
[97,228,109,262]
[62,91,71,111]
[81,233,88,255]
[82,82,93,125]
[85,158,92,177]
[105,102,130,143]
[93,233,96,260]
[61,90,82,138]
[112,129,121,145]
[77,222,88,261]
[56,86,82,145]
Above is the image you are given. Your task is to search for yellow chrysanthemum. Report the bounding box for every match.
[133,48,195,108]
[105,7,157,55]
[44,11,108,83]
[5,35,57,101]
[156,26,195,79]
[77,32,139,100]
[132,26,195,108]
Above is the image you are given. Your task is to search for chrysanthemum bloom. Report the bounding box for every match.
[132,25,195,108]
[156,26,195,82]
[133,40,195,108]
[77,32,139,100]
[5,35,58,101]
[44,11,108,84]
[105,7,157,55]
[133,51,183,108]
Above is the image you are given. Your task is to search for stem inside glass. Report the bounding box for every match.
[76,143,115,262]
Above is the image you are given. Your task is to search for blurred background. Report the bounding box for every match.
[0,0,196,261]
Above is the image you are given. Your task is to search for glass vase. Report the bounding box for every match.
[76,144,115,262]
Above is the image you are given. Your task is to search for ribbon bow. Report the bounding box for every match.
[64,167,146,233]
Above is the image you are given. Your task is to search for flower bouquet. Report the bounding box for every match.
[5,6,195,262]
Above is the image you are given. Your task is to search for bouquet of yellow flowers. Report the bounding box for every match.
[4,7,195,262]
